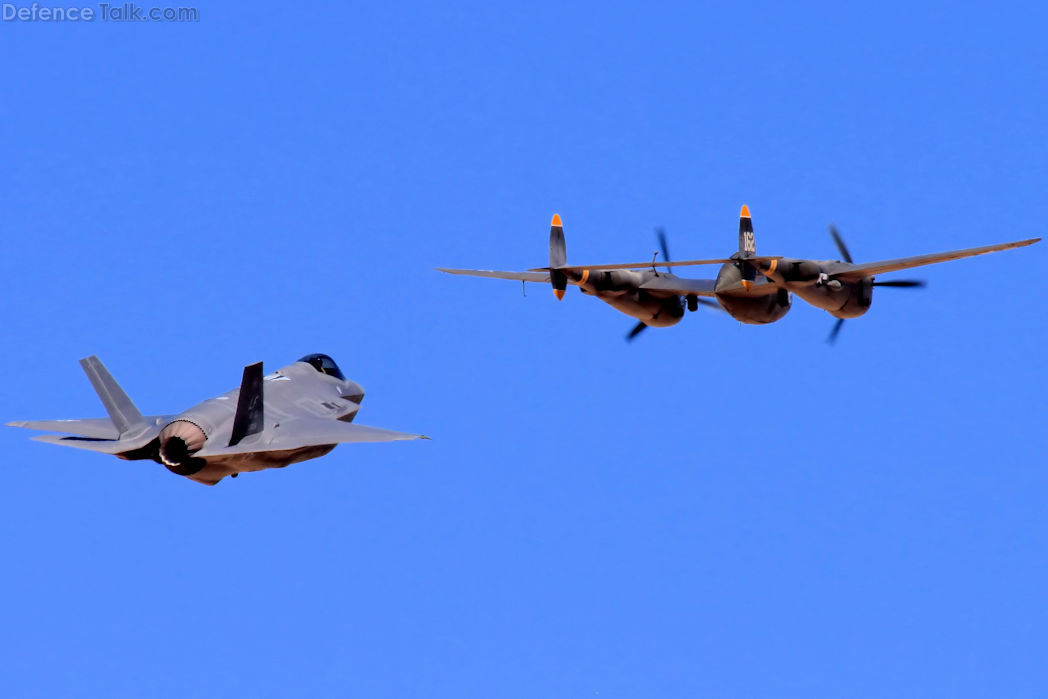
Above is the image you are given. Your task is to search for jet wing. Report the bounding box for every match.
[194,419,428,457]
[8,416,170,442]
[831,237,1040,281]
[437,268,551,283]
[23,424,164,454]
[638,277,717,297]
[28,434,137,454]
[8,418,121,439]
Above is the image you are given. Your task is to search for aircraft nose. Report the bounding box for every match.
[340,381,365,404]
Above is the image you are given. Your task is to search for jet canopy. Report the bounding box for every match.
[298,353,346,380]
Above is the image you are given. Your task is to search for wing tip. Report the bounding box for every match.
[551,213,562,227]
[740,204,751,218]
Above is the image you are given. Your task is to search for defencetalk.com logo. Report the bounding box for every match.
[2,3,199,22]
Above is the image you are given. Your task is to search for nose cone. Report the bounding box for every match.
[553,289,565,300]
[340,380,365,404]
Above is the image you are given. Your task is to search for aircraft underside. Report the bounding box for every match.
[175,444,338,486]
[589,289,683,327]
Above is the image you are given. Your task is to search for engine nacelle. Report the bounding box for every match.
[155,400,234,475]
[828,278,874,319]
[158,420,208,474]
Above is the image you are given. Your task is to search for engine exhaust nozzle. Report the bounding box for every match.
[158,420,207,468]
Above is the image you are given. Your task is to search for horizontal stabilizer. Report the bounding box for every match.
[30,433,147,455]
[8,415,170,440]
[195,419,427,457]
[8,418,121,439]
[715,278,783,297]
[530,256,782,272]
[638,277,718,297]
[437,268,551,283]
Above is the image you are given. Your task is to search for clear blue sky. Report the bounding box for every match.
[1,2,1046,696]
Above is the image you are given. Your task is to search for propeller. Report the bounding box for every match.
[626,321,647,341]
[824,226,927,344]
[626,227,725,340]
[654,226,720,313]
[827,318,846,344]
[657,227,672,273]
[873,279,926,288]
[829,225,853,263]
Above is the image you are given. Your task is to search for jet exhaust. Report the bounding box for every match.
[158,419,207,469]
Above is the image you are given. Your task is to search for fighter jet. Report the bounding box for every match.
[7,354,426,485]
[439,209,1040,342]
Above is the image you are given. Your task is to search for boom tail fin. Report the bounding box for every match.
[739,205,755,254]
[229,362,264,446]
[738,205,757,284]
[549,214,567,300]
[79,356,147,436]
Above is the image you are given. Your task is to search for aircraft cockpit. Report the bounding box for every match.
[298,353,346,381]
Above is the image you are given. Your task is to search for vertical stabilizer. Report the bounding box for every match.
[78,356,147,436]
[738,205,756,254]
[738,205,757,284]
[229,362,264,446]
[549,213,567,300]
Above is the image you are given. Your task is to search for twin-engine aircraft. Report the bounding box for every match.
[439,208,1039,341]
[8,354,426,485]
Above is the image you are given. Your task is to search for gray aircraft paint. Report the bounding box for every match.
[8,354,426,486]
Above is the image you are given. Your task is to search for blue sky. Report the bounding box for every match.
[1,2,1046,696]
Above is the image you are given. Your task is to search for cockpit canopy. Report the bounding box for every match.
[298,353,346,381]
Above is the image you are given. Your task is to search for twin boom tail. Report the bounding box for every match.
[549,213,567,300]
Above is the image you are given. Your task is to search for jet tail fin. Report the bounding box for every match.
[229,362,264,446]
[79,356,147,436]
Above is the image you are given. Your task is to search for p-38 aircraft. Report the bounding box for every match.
[439,208,1039,341]
[8,354,426,485]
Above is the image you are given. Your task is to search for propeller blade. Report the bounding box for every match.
[827,318,846,344]
[626,321,648,341]
[657,227,671,272]
[829,225,854,264]
[873,279,926,288]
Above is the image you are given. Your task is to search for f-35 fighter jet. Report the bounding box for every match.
[439,209,1039,342]
[8,354,426,485]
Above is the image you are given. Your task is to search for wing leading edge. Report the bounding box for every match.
[437,268,550,283]
[831,237,1040,281]
[8,418,123,439]
[194,419,428,457]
